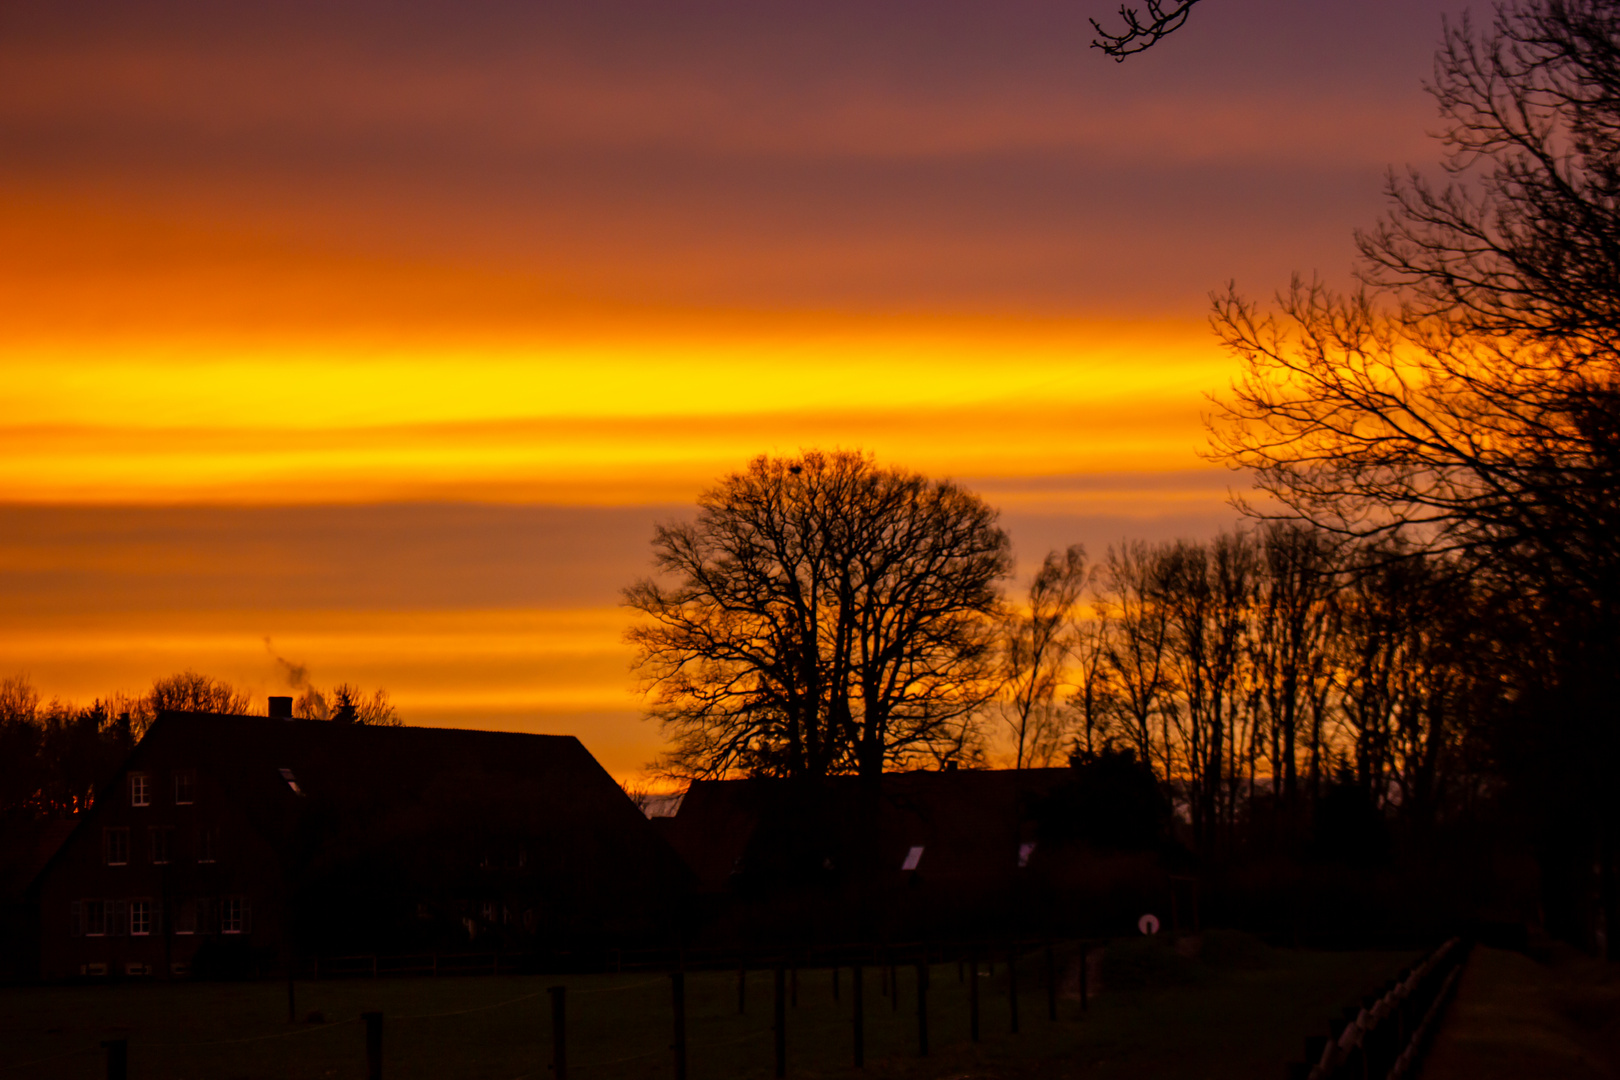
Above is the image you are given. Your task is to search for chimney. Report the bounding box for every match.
[268,696,293,720]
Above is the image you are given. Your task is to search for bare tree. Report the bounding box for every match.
[295,683,401,725]
[1208,0,1620,953]
[1249,523,1340,818]
[1067,603,1122,758]
[999,545,1090,768]
[1091,0,1205,60]
[1214,2,1620,607]
[1360,1,1620,352]
[1148,532,1262,853]
[1099,540,1178,780]
[626,451,1010,782]
[146,671,251,716]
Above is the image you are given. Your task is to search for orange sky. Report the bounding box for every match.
[0,0,1465,779]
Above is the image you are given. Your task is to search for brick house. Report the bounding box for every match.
[31,705,691,980]
[660,768,1172,944]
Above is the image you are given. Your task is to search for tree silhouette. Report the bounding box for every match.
[1091,0,1204,59]
[1097,540,1177,779]
[295,683,401,725]
[1208,0,1620,953]
[146,670,251,716]
[999,545,1091,768]
[625,451,1010,781]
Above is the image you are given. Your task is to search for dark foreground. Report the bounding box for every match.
[1,939,1412,1080]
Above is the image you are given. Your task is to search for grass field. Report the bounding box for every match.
[1,939,1414,1080]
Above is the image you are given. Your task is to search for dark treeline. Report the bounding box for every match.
[1000,526,1493,866]
[0,671,398,827]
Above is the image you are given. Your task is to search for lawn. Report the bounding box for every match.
[0,939,1414,1080]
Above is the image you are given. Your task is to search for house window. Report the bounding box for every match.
[197,897,215,934]
[174,770,195,805]
[175,899,196,935]
[85,900,107,936]
[104,828,130,865]
[130,900,151,936]
[221,896,248,935]
[278,768,303,795]
[150,827,172,865]
[900,845,925,871]
[129,773,149,807]
[196,827,216,863]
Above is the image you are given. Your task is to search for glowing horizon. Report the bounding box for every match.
[0,0,1465,780]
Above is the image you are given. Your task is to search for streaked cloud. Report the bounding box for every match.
[0,0,1462,778]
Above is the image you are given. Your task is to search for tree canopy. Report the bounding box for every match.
[1211,0,1620,616]
[625,451,1011,782]
[1207,0,1620,951]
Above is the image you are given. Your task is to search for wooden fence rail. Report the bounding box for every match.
[1285,936,1471,1080]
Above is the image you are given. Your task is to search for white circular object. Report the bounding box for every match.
[1137,913,1161,935]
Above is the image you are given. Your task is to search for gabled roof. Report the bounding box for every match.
[41,712,692,908]
[0,819,75,900]
[667,768,1076,894]
[138,711,649,842]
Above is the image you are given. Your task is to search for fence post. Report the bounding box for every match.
[1046,941,1057,1022]
[549,986,567,1080]
[100,1038,127,1080]
[915,960,929,1056]
[363,1011,383,1080]
[852,964,865,1069]
[969,948,980,1042]
[774,965,787,1078]
[671,971,687,1080]
[1008,944,1019,1034]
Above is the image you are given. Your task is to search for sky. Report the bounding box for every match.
[1,0,1468,780]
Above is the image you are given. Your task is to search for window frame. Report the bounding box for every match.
[129,772,149,807]
[174,770,196,806]
[104,827,130,866]
[130,899,151,936]
[150,826,172,865]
